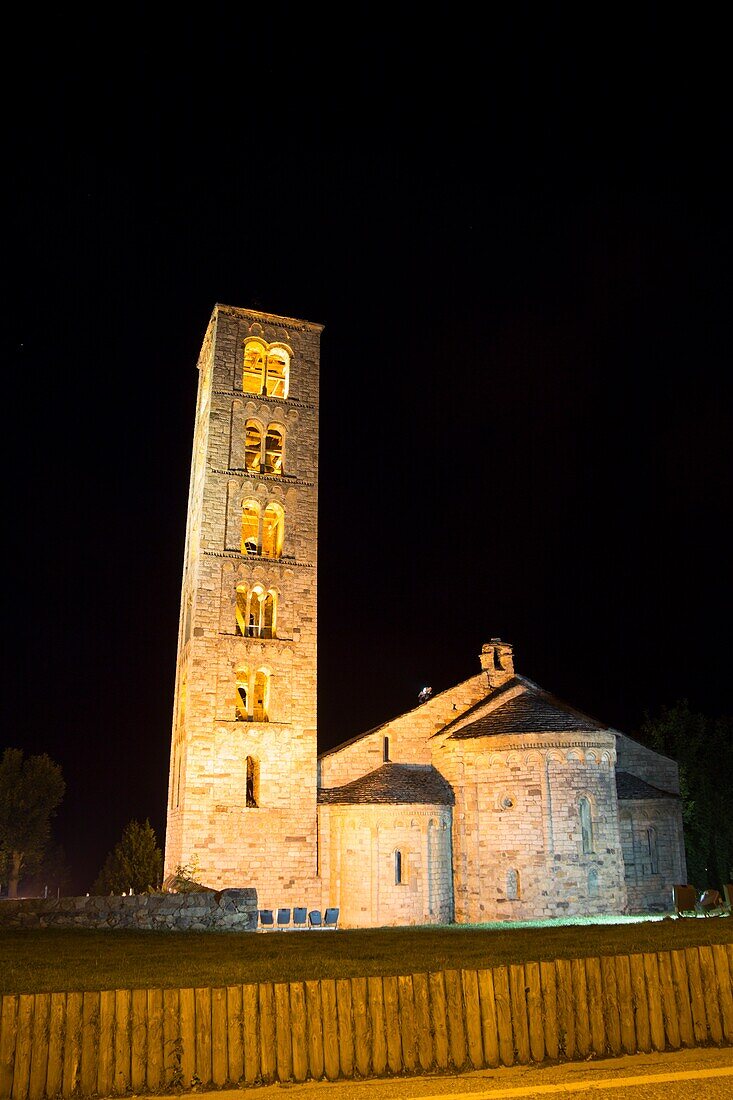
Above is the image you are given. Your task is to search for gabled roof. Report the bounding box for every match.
[317,763,455,806]
[615,771,679,801]
[449,687,607,739]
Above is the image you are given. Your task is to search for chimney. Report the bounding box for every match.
[480,638,515,688]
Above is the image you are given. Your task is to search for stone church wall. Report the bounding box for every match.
[318,673,490,789]
[620,798,687,912]
[434,731,627,921]
[318,803,453,927]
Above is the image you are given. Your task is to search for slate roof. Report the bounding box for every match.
[615,771,678,800]
[450,689,607,739]
[317,763,455,806]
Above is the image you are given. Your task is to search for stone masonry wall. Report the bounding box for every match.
[434,730,628,921]
[165,307,322,908]
[0,889,257,931]
[318,672,490,789]
[318,803,453,927]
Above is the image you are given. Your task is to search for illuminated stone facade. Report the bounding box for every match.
[165,305,686,926]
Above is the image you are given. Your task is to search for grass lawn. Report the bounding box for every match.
[1,914,731,995]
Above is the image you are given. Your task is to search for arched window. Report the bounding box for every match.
[506,868,520,900]
[647,827,659,874]
[245,756,259,808]
[262,502,284,558]
[265,348,289,398]
[253,670,270,722]
[579,797,594,854]
[246,585,265,636]
[235,584,248,636]
[264,426,284,475]
[243,341,266,394]
[588,867,600,897]
[262,590,276,638]
[235,668,249,722]
[394,850,403,885]
[241,502,260,554]
[245,420,263,471]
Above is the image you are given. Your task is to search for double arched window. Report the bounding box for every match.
[235,585,277,638]
[235,667,271,722]
[240,501,285,558]
[243,340,290,399]
[244,420,285,475]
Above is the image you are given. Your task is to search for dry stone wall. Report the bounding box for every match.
[0,889,257,931]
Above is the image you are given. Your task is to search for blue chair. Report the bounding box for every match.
[258,909,274,930]
[308,909,323,929]
[276,907,291,929]
[292,906,308,929]
[324,907,340,930]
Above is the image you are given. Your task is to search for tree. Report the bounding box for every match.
[0,748,66,899]
[92,819,163,895]
[640,701,733,890]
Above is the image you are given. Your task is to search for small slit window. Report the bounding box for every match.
[647,827,659,875]
[588,867,599,896]
[506,868,520,900]
[579,797,594,854]
[245,756,259,808]
[383,736,390,762]
[394,850,403,885]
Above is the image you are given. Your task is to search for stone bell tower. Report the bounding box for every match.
[164,304,323,907]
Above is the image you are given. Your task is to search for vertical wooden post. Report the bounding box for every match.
[12,994,33,1100]
[444,970,467,1070]
[684,948,708,1045]
[45,993,66,1100]
[428,972,448,1071]
[711,944,733,1042]
[211,987,228,1086]
[629,954,651,1053]
[304,981,323,1081]
[130,988,148,1094]
[336,978,355,1078]
[397,976,416,1073]
[113,989,132,1095]
[642,954,666,1051]
[493,966,514,1066]
[614,956,636,1054]
[656,952,680,1050]
[382,976,402,1074]
[194,988,212,1087]
[241,984,259,1086]
[80,990,100,1098]
[147,988,165,1091]
[274,983,292,1083]
[670,951,693,1048]
[477,969,500,1068]
[571,958,590,1058]
[600,956,622,1056]
[0,996,18,1100]
[225,985,243,1086]
[367,977,387,1076]
[162,987,181,1089]
[28,993,50,1100]
[320,980,340,1080]
[289,982,308,1083]
[525,961,545,1063]
[555,959,575,1060]
[258,983,276,1083]
[698,946,723,1044]
[411,973,433,1072]
[178,988,196,1089]
[62,990,83,1099]
[462,970,484,1070]
[539,960,559,1061]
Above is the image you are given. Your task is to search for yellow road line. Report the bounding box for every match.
[435,1064,733,1098]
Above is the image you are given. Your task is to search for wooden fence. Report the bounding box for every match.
[1,945,732,1098]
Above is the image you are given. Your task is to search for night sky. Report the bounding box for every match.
[3,8,731,895]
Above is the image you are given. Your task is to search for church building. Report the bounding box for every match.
[164,304,687,926]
